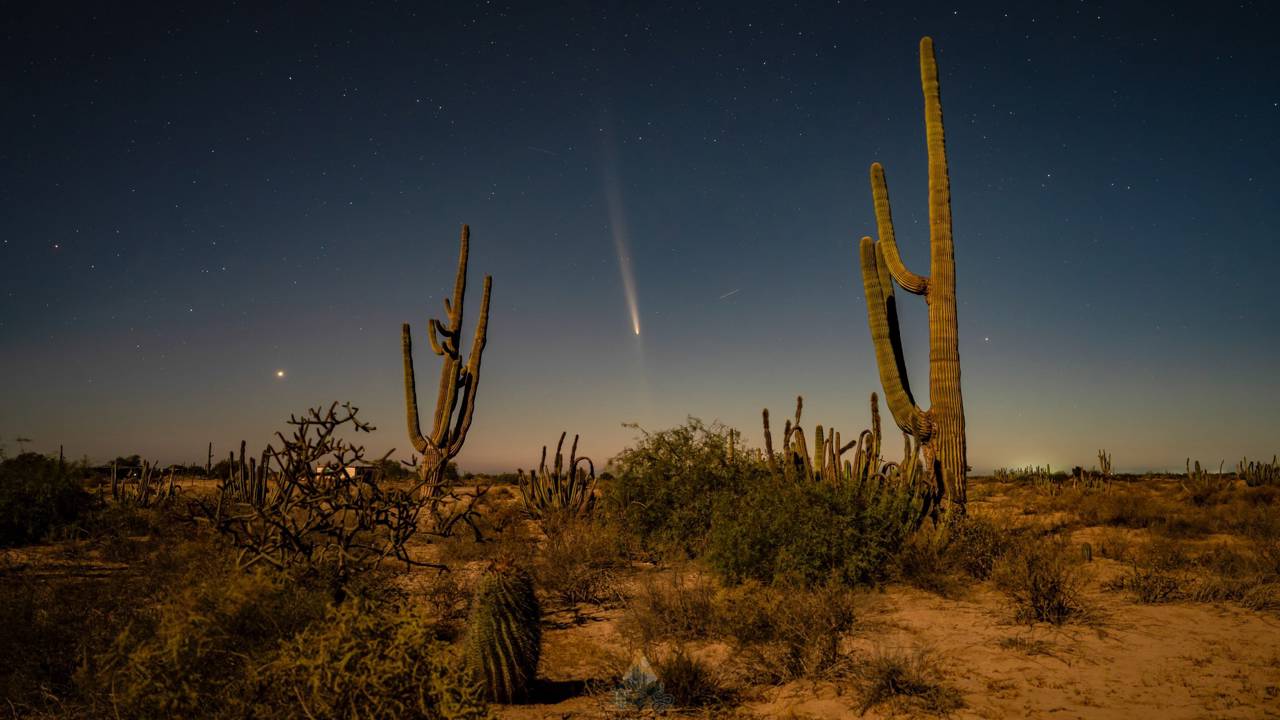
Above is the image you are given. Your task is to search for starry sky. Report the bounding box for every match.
[3,2,1278,473]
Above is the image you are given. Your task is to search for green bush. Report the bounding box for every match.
[256,598,490,719]
[949,514,1015,580]
[0,453,93,546]
[706,475,921,587]
[607,419,765,557]
[89,565,330,718]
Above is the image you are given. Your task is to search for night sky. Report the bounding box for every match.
[3,2,1278,473]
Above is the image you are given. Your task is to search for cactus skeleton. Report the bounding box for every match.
[858,37,967,514]
[401,224,492,493]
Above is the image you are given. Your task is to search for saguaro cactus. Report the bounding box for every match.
[858,37,967,513]
[402,224,492,492]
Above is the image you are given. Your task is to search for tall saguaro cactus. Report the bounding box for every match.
[858,37,967,513]
[402,224,492,492]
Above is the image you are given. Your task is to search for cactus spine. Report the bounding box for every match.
[858,37,967,514]
[402,224,492,492]
[517,432,598,519]
[465,563,541,703]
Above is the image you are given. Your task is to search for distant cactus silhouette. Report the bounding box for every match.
[465,562,541,703]
[858,37,967,514]
[402,224,492,494]
[1238,455,1278,487]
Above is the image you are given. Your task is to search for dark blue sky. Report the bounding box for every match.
[3,2,1277,472]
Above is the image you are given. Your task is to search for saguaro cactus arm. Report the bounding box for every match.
[869,163,929,296]
[859,236,928,440]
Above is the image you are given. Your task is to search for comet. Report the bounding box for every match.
[599,129,641,336]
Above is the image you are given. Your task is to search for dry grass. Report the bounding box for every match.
[992,535,1093,625]
[536,517,627,608]
[715,580,858,682]
[623,568,719,644]
[652,646,735,708]
[856,644,964,716]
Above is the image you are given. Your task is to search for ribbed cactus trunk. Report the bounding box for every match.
[858,37,967,514]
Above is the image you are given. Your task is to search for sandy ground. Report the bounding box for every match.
[490,579,1280,719]
[485,478,1280,719]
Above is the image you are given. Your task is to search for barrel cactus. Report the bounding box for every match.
[465,562,541,703]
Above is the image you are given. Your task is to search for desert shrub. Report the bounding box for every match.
[1102,538,1190,603]
[1184,541,1280,612]
[422,571,472,630]
[1182,459,1232,506]
[1114,565,1186,603]
[0,570,119,713]
[715,580,857,682]
[438,518,537,567]
[1073,488,1164,529]
[0,452,93,546]
[950,514,1016,580]
[1069,488,1213,538]
[652,647,732,708]
[895,525,965,597]
[896,514,1017,595]
[992,536,1090,625]
[996,635,1056,656]
[254,598,489,720]
[1094,527,1135,562]
[707,474,919,587]
[856,645,964,716]
[607,418,766,557]
[537,517,625,607]
[89,565,330,718]
[625,570,719,644]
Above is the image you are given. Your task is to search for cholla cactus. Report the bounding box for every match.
[517,432,597,520]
